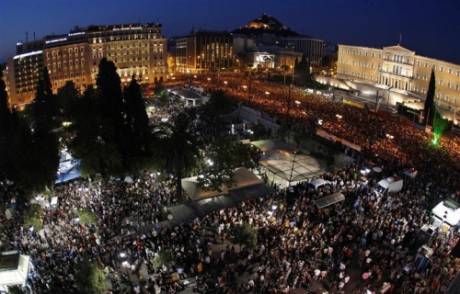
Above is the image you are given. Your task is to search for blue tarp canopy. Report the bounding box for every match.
[55,149,81,184]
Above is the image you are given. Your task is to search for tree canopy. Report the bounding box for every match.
[423,69,436,126]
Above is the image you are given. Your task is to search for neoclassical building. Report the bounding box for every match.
[3,23,167,107]
[337,44,460,115]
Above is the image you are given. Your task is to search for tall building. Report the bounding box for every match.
[5,50,44,106]
[337,44,460,114]
[4,23,167,107]
[175,31,234,73]
[281,36,325,66]
[45,35,92,92]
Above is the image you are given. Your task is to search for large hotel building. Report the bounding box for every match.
[3,23,167,107]
[337,44,460,115]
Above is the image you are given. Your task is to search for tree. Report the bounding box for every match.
[154,111,201,200]
[0,70,12,196]
[70,59,133,176]
[294,54,311,86]
[124,78,151,160]
[5,110,37,195]
[31,67,59,131]
[96,58,131,170]
[0,71,41,203]
[197,90,235,141]
[23,203,44,230]
[0,69,10,127]
[154,78,165,96]
[74,258,108,294]
[97,58,125,123]
[151,249,175,269]
[70,86,124,176]
[28,67,60,190]
[423,70,436,126]
[197,139,261,191]
[232,223,258,249]
[57,80,79,122]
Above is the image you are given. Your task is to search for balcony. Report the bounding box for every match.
[382,56,415,66]
[380,70,413,79]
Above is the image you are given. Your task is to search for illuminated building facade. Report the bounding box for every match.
[45,38,92,92]
[5,51,44,106]
[276,50,302,71]
[3,23,167,107]
[281,37,325,66]
[337,44,460,114]
[175,31,234,73]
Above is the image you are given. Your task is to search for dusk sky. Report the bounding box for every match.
[1,0,459,63]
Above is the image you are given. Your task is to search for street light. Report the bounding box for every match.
[294,100,301,106]
[242,85,248,90]
[265,91,270,96]
[224,81,228,85]
[207,77,211,81]
[206,158,214,167]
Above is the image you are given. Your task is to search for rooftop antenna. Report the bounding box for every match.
[399,32,402,45]
[25,32,29,42]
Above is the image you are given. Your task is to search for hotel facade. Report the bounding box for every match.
[337,44,460,115]
[3,23,167,107]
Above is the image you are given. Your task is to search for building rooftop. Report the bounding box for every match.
[0,251,20,272]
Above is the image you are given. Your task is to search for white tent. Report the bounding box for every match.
[182,167,264,201]
[252,140,324,188]
[432,199,460,227]
[310,178,331,190]
[0,251,30,289]
[378,177,403,193]
[315,192,345,209]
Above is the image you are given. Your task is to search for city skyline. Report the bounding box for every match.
[1,0,460,64]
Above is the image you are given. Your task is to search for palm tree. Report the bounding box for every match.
[154,111,201,200]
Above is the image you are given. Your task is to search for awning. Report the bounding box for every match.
[315,192,345,209]
[182,167,264,201]
[0,251,30,288]
[310,178,331,189]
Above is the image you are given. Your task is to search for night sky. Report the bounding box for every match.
[1,0,459,63]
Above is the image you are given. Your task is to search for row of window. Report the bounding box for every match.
[47,47,85,58]
[384,54,413,65]
[91,34,161,43]
[105,42,163,49]
[343,48,382,59]
[342,48,460,77]
[415,60,460,76]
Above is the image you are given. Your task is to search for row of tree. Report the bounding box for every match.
[0,58,154,203]
[1,58,260,204]
[69,58,152,176]
[0,67,59,199]
[422,70,450,139]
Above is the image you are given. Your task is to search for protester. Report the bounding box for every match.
[1,76,459,293]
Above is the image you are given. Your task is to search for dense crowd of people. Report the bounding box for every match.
[0,76,459,293]
[0,172,178,293]
[201,75,460,190]
[3,158,459,293]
